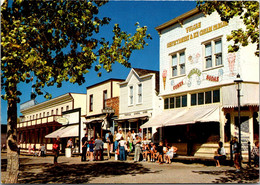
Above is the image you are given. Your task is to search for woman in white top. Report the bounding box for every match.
[214,141,226,167]
[165,145,178,164]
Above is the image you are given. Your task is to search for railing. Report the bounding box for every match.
[18,115,62,128]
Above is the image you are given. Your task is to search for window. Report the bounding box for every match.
[36,114,38,119]
[205,91,212,104]
[39,113,41,118]
[51,110,54,115]
[171,50,186,77]
[129,86,133,105]
[137,84,142,104]
[191,89,220,106]
[43,112,45,117]
[164,95,187,109]
[89,94,93,112]
[204,39,222,69]
[103,90,107,109]
[66,105,69,111]
[61,107,63,113]
[56,108,58,115]
[213,89,220,103]
[47,112,49,116]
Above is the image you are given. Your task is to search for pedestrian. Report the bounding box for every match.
[138,129,143,139]
[156,141,164,164]
[113,130,117,152]
[89,137,95,161]
[28,144,32,154]
[214,141,226,167]
[127,130,133,153]
[81,133,88,161]
[33,144,37,157]
[67,138,73,148]
[53,136,60,166]
[251,140,259,167]
[119,136,127,161]
[134,135,142,162]
[40,144,46,157]
[232,137,241,172]
[95,136,103,161]
[115,128,123,160]
[165,144,178,164]
[105,131,113,159]
[17,142,21,155]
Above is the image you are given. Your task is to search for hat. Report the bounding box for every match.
[119,128,122,131]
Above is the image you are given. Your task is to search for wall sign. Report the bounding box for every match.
[162,69,167,90]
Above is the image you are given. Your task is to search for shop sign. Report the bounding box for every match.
[102,107,115,114]
[173,80,184,90]
[206,75,219,82]
[167,21,228,48]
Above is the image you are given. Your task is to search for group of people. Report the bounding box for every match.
[28,143,46,157]
[213,137,259,171]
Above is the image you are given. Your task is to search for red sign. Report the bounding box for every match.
[173,81,184,90]
[206,75,219,82]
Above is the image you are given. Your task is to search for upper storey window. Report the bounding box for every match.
[204,39,222,69]
[171,50,186,77]
[129,86,134,105]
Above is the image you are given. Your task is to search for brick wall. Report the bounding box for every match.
[106,97,119,116]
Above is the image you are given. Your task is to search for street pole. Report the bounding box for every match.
[234,74,243,168]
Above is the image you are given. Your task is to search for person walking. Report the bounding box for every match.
[53,136,60,166]
[251,140,259,167]
[134,135,142,162]
[40,144,46,157]
[105,131,113,159]
[113,130,117,152]
[89,137,95,161]
[115,128,123,160]
[232,137,241,172]
[127,130,133,153]
[81,133,88,161]
[28,144,32,154]
[95,136,104,161]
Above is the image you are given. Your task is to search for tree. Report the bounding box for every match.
[1,0,151,183]
[197,1,259,56]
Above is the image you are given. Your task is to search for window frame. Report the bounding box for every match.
[137,83,143,104]
[170,49,186,78]
[89,94,93,112]
[129,85,134,106]
[103,90,107,109]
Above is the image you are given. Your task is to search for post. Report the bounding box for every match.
[230,140,233,166]
[237,85,242,168]
[248,141,251,168]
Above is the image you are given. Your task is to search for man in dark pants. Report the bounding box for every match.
[53,136,60,165]
[81,133,88,161]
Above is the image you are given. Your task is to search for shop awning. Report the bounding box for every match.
[115,113,150,123]
[85,115,106,124]
[164,104,220,127]
[222,83,259,108]
[140,109,187,129]
[45,124,79,138]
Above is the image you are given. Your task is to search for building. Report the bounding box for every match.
[144,8,259,157]
[116,68,161,140]
[18,93,86,153]
[84,79,124,140]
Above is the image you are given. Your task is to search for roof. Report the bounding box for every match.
[86,78,124,89]
[155,8,200,34]
[122,68,160,93]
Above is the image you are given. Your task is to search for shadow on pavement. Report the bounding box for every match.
[18,161,160,183]
[193,168,259,183]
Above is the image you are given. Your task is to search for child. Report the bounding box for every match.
[165,145,178,164]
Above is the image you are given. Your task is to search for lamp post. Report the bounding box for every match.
[234,74,243,168]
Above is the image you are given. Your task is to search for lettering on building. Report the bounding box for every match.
[206,75,219,82]
[167,21,228,48]
[173,80,184,90]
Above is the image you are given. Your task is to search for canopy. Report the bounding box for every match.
[140,109,187,129]
[164,104,220,127]
[85,115,106,124]
[45,124,79,138]
[115,113,150,123]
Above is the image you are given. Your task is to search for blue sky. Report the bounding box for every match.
[1,1,197,124]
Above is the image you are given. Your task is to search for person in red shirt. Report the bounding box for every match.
[53,136,60,165]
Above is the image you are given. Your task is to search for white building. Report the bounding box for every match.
[18,93,86,153]
[116,68,161,140]
[143,8,259,157]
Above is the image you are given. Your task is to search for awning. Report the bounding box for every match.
[45,124,79,138]
[115,113,150,122]
[164,104,220,127]
[222,83,259,108]
[85,115,106,124]
[140,109,187,129]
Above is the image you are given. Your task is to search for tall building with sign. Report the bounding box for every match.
[144,8,259,157]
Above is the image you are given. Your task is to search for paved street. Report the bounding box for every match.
[1,153,259,184]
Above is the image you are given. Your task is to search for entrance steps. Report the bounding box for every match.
[194,143,231,159]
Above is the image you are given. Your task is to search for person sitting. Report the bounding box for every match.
[251,141,259,167]
[156,141,164,164]
[165,144,178,164]
[214,141,226,167]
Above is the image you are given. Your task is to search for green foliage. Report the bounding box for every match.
[197,1,259,56]
[1,0,152,102]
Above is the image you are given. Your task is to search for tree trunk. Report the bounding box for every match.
[6,97,19,183]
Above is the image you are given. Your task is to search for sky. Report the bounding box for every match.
[1,1,197,125]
